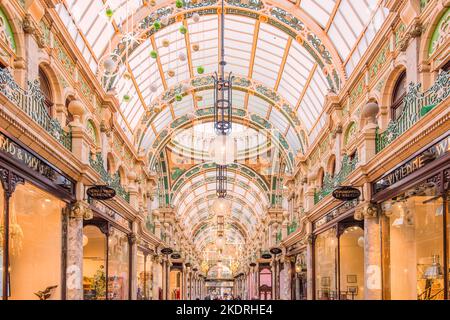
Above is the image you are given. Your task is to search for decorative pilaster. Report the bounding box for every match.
[305,221,314,300]
[355,201,382,300]
[66,200,91,300]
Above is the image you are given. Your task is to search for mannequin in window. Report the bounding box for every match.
[38,67,53,115]
[391,71,406,121]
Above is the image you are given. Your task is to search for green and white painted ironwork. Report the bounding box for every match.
[314,154,359,204]
[376,71,449,154]
[0,68,72,150]
[89,153,130,203]
[287,219,298,235]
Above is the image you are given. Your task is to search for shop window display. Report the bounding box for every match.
[5,183,64,300]
[108,228,129,300]
[83,225,107,300]
[170,269,182,300]
[0,182,4,298]
[339,226,364,300]
[383,183,445,300]
[315,228,337,300]
[137,251,152,300]
[259,267,272,300]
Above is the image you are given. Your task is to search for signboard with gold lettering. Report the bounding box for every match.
[0,131,73,193]
[373,135,449,194]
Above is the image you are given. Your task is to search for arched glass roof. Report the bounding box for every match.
[54,0,389,148]
[53,0,390,252]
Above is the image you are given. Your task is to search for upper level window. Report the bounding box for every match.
[441,60,450,72]
[38,67,53,114]
[391,71,407,121]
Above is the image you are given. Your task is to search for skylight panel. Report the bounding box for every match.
[297,68,329,130]
[286,127,301,153]
[153,107,173,132]
[247,95,269,118]
[269,108,289,133]
[173,96,194,118]
[300,0,335,28]
[252,24,287,87]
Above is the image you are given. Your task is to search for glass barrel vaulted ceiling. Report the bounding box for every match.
[54,0,390,257]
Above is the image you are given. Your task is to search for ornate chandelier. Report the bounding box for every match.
[212,0,234,199]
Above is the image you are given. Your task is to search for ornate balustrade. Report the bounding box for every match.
[376,71,449,153]
[0,68,72,150]
[287,219,298,235]
[89,153,130,203]
[314,154,358,204]
[145,215,156,234]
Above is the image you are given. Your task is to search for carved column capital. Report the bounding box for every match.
[70,200,93,220]
[354,202,378,221]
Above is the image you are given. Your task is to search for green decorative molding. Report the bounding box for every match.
[0,8,16,52]
[429,8,449,57]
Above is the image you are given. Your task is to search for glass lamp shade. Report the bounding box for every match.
[216,236,225,250]
[423,255,443,279]
[211,197,231,216]
[208,134,236,165]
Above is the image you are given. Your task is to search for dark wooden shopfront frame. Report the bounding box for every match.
[0,128,75,300]
[311,206,364,300]
[372,134,450,300]
[83,204,133,300]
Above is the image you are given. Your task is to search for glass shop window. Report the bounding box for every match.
[108,228,129,300]
[339,226,364,300]
[0,182,4,298]
[83,225,107,300]
[137,251,152,300]
[391,71,407,121]
[315,228,337,300]
[382,182,445,300]
[8,183,64,300]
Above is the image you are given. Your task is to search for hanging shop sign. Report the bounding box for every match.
[332,186,361,201]
[261,252,272,259]
[87,185,116,200]
[0,131,73,193]
[161,247,174,255]
[373,135,449,194]
[269,247,282,255]
[171,253,181,259]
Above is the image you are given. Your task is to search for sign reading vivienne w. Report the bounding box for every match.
[373,135,449,194]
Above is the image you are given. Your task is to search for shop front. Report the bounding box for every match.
[0,129,75,300]
[82,200,132,300]
[259,263,272,300]
[373,134,450,300]
[312,200,364,300]
[290,250,307,300]
[169,263,182,300]
[136,240,154,300]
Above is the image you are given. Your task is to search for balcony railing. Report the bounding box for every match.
[145,215,155,234]
[314,154,358,204]
[287,220,298,235]
[376,71,449,153]
[0,68,72,150]
[89,153,130,203]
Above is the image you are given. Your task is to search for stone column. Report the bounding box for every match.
[355,201,382,300]
[282,258,292,300]
[66,200,91,299]
[306,221,314,300]
[128,224,138,300]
